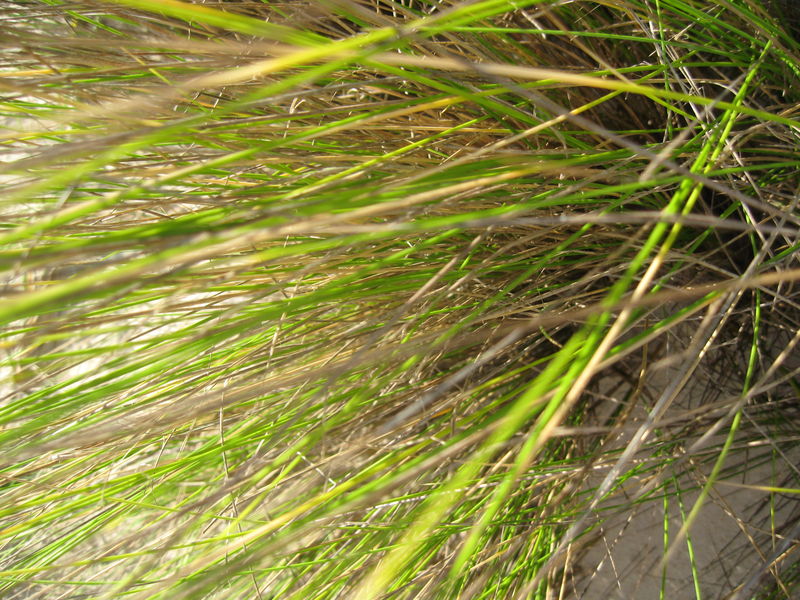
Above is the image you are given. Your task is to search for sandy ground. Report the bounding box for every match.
[573,342,800,599]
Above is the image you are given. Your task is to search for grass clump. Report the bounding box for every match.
[1,0,799,598]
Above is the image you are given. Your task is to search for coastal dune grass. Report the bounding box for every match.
[1,0,799,598]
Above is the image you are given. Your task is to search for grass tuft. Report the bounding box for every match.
[1,1,799,598]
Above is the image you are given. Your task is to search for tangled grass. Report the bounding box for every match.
[1,1,799,598]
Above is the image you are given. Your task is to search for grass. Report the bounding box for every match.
[1,0,799,598]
